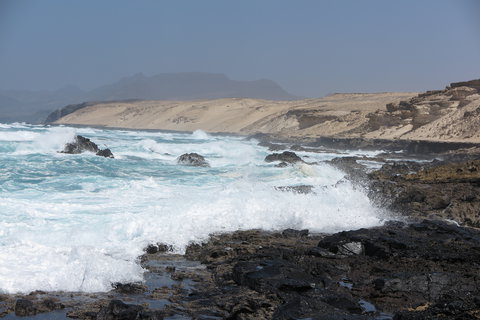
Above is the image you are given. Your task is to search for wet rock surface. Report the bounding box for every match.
[61,135,114,158]
[177,152,210,167]
[264,151,303,164]
[369,159,480,227]
[178,221,480,319]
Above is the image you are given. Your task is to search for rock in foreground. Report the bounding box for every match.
[61,135,114,158]
[180,220,480,319]
[177,153,210,167]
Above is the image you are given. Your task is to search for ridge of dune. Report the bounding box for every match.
[53,93,415,134]
[53,80,480,143]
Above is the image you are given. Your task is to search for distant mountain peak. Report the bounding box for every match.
[90,72,298,101]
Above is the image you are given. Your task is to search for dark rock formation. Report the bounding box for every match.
[275,161,289,168]
[281,228,309,238]
[313,137,479,155]
[96,299,164,320]
[145,243,173,254]
[45,102,95,123]
[449,79,480,92]
[61,135,114,158]
[112,282,147,294]
[96,148,114,158]
[12,297,64,317]
[177,153,209,167]
[180,220,480,319]
[14,299,36,316]
[265,151,303,164]
[369,159,480,227]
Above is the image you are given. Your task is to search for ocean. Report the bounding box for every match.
[0,123,385,294]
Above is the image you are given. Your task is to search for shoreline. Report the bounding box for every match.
[47,122,480,157]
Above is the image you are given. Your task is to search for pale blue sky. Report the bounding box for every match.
[0,0,479,97]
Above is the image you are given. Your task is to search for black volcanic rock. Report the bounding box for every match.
[61,135,114,158]
[95,299,165,320]
[265,151,303,164]
[96,300,143,320]
[180,220,480,319]
[14,299,36,316]
[177,153,209,167]
[96,148,114,158]
[368,159,480,227]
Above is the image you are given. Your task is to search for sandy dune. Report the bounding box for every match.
[55,93,415,134]
[54,81,480,143]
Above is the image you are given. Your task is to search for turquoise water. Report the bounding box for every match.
[0,123,385,293]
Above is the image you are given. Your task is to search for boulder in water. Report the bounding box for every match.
[96,148,114,158]
[265,151,303,164]
[177,153,209,167]
[61,135,114,158]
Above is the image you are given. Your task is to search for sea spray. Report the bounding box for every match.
[0,123,386,293]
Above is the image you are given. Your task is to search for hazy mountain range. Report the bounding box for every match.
[0,73,299,123]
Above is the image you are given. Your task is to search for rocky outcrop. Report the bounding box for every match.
[14,298,65,317]
[96,300,164,320]
[369,159,480,227]
[45,102,95,124]
[449,79,480,91]
[61,135,114,158]
[176,153,209,167]
[360,79,480,142]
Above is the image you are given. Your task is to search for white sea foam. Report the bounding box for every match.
[0,124,387,293]
[191,129,210,140]
[13,126,76,155]
[0,130,39,141]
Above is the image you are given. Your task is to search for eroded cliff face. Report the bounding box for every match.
[267,80,480,142]
[355,80,480,142]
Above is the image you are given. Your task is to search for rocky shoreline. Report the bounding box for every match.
[1,140,480,319]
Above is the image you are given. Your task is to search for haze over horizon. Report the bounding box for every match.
[1,0,479,98]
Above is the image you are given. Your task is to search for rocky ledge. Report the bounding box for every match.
[369,159,480,228]
[175,220,480,319]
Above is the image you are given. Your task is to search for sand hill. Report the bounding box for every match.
[52,80,480,143]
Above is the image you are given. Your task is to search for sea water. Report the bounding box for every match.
[0,123,385,294]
